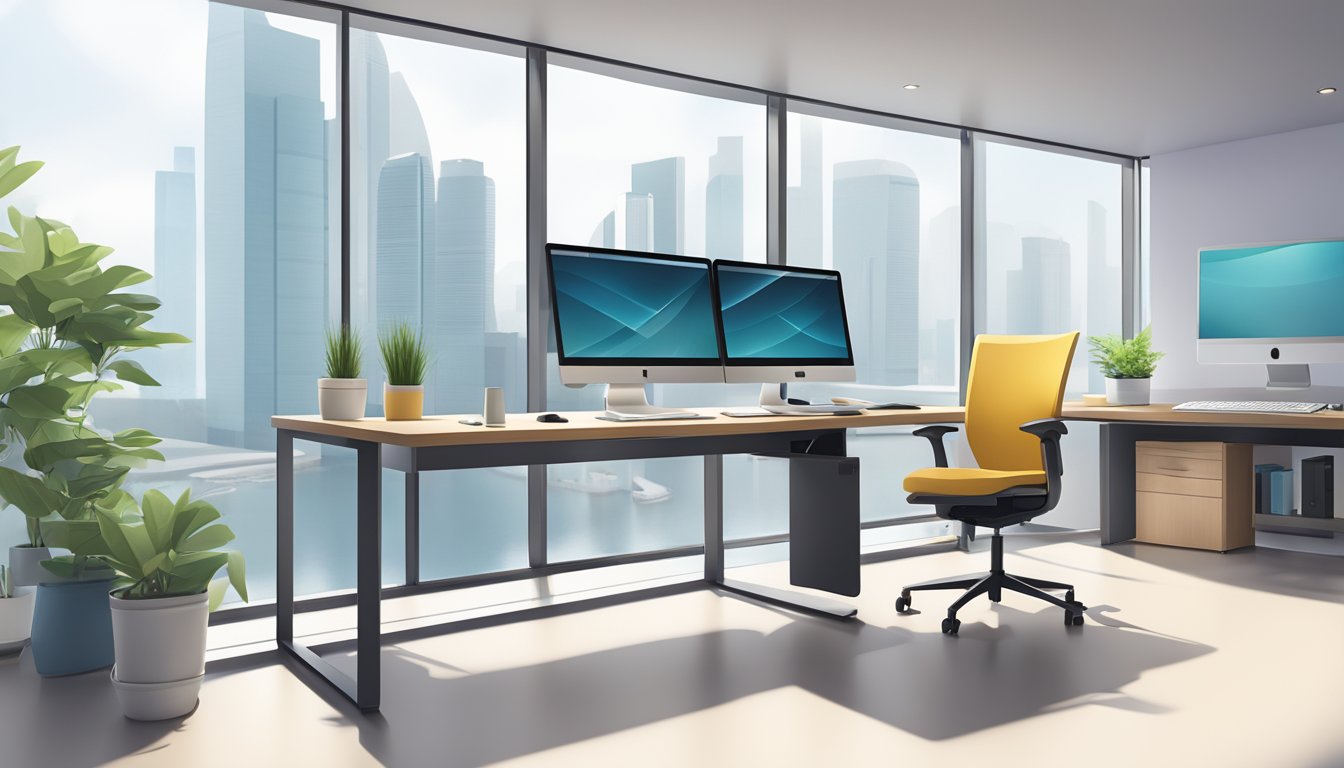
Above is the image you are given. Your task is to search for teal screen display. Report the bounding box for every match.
[549,248,720,361]
[1199,240,1344,340]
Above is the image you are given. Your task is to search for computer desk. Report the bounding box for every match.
[1060,402,1344,544]
[271,406,965,711]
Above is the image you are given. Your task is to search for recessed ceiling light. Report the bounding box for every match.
[1318,87,1338,95]
[903,84,920,91]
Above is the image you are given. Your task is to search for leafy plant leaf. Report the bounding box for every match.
[0,466,63,519]
[107,359,160,386]
[178,523,234,554]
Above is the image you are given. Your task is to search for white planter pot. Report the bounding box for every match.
[318,378,367,420]
[1105,376,1152,406]
[0,587,36,654]
[111,667,204,721]
[109,591,209,720]
[8,545,51,587]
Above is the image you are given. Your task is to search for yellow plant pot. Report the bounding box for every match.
[384,384,424,421]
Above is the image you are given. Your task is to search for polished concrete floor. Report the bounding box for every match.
[2,533,1342,768]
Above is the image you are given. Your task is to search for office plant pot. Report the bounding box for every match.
[30,575,116,676]
[8,545,51,587]
[109,590,208,720]
[318,378,367,420]
[384,384,424,421]
[0,586,36,655]
[1105,376,1151,406]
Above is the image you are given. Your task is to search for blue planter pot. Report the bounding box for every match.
[31,577,115,677]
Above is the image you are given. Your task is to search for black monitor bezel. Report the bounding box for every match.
[711,259,857,367]
[545,243,725,367]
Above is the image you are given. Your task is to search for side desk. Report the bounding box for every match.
[271,406,964,711]
[1061,403,1344,545]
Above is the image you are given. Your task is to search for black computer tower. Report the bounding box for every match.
[1300,455,1334,519]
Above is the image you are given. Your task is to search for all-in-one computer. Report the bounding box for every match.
[547,244,722,420]
[1177,237,1344,414]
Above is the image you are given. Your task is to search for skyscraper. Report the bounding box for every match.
[706,136,743,260]
[428,159,495,413]
[1086,200,1120,391]
[588,211,615,248]
[1009,236,1072,334]
[350,31,390,340]
[377,153,434,328]
[832,160,920,385]
[149,146,197,399]
[630,157,684,255]
[204,5,329,449]
[787,116,823,266]
[622,192,654,251]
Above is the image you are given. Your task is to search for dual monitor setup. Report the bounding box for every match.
[547,244,902,421]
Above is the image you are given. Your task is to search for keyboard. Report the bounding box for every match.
[1173,400,1328,414]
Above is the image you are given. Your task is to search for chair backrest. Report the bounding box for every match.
[964,333,1079,472]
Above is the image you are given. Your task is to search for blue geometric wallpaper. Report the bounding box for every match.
[551,250,721,359]
[717,265,851,359]
[1200,240,1344,340]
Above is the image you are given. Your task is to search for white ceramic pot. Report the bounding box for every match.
[111,667,204,721]
[318,378,367,420]
[1105,376,1152,406]
[8,545,51,587]
[0,587,36,654]
[109,591,209,720]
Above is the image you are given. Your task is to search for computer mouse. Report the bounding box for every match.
[537,413,569,423]
[1327,403,1343,411]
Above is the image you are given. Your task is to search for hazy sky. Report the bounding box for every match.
[1,0,1125,359]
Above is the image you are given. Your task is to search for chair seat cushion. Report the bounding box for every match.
[903,467,1047,496]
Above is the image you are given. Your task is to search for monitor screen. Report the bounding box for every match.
[547,246,722,364]
[1199,240,1344,340]
[714,261,854,365]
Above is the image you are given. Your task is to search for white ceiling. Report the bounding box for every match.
[343,0,1344,157]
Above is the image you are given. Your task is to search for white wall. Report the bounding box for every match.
[1149,121,1344,400]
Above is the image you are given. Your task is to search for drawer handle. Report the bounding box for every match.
[1156,466,1190,472]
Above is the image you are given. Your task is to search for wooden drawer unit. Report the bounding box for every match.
[1134,441,1253,552]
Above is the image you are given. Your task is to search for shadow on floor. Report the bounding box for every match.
[1114,541,1344,603]
[0,650,180,768]
[281,599,1212,767]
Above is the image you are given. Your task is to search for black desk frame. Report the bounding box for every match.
[276,425,861,712]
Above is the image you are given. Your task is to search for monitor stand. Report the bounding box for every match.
[1266,364,1311,390]
[758,383,791,408]
[603,383,701,420]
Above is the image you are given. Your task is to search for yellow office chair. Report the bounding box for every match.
[895,332,1082,635]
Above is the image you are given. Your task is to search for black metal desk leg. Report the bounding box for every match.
[704,454,724,583]
[405,470,419,587]
[356,440,382,711]
[276,430,294,645]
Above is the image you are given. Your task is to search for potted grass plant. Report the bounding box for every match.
[318,325,366,420]
[1089,326,1165,406]
[0,564,36,654]
[379,321,429,421]
[0,146,189,675]
[43,488,246,720]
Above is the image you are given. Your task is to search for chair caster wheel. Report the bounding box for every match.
[895,596,911,613]
[941,617,961,635]
[1065,602,1085,626]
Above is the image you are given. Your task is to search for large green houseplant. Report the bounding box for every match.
[0,145,189,675]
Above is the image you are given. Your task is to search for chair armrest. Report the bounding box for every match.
[912,425,960,468]
[1019,418,1068,482]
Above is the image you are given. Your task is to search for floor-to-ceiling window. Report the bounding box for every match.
[0,0,342,604]
[782,105,963,535]
[545,59,768,561]
[977,138,1126,529]
[349,17,529,580]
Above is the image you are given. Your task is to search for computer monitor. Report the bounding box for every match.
[1198,238,1344,389]
[547,244,724,416]
[712,260,855,403]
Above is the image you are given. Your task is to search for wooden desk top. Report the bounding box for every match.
[1061,402,1344,430]
[272,406,967,448]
